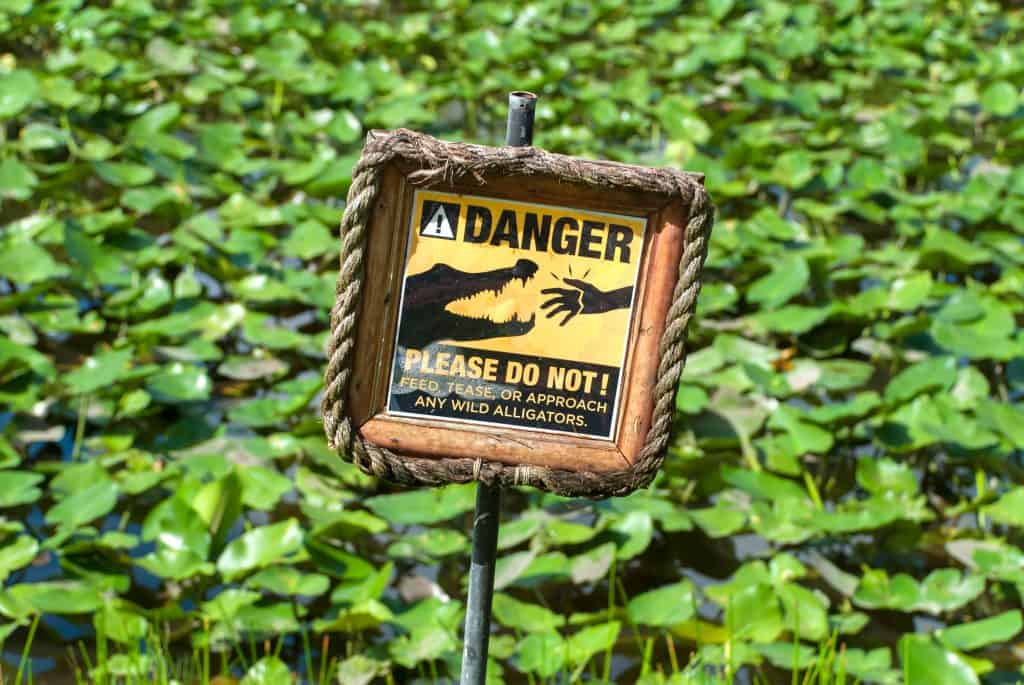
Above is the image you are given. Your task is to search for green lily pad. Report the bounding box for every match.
[0,70,38,118]
[566,621,620,667]
[517,632,565,678]
[747,255,809,308]
[939,610,1022,652]
[45,480,119,530]
[145,362,212,401]
[899,635,979,685]
[216,519,304,580]
[493,593,565,633]
[64,347,134,395]
[0,471,44,508]
[980,81,1019,116]
[884,356,957,405]
[0,158,38,200]
[4,581,106,614]
[0,535,38,583]
[627,580,696,627]
[364,484,476,525]
[240,657,291,685]
[93,161,156,187]
[246,566,330,597]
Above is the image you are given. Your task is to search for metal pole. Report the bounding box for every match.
[460,481,501,685]
[505,90,537,146]
[459,90,537,685]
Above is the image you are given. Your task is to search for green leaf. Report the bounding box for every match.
[856,457,917,495]
[975,399,1024,447]
[64,347,134,395]
[779,582,830,641]
[363,484,476,525]
[725,583,783,642]
[980,81,1019,117]
[0,158,38,200]
[627,580,696,627]
[0,536,38,583]
[0,236,65,283]
[0,70,38,118]
[216,519,304,580]
[853,569,918,611]
[517,632,565,678]
[386,528,466,561]
[493,594,565,633]
[45,480,119,530]
[127,103,182,139]
[899,635,979,685]
[246,566,330,597]
[326,110,363,143]
[570,542,616,585]
[281,220,336,259]
[4,581,106,614]
[768,405,834,453]
[772,150,815,188]
[146,37,197,73]
[747,255,810,308]
[566,621,620,667]
[239,466,293,510]
[752,304,832,334]
[691,502,746,538]
[884,356,956,405]
[888,272,933,310]
[145,362,212,401]
[939,610,1022,651]
[240,657,292,685]
[94,604,149,646]
[609,511,653,560]
[982,488,1024,527]
[335,655,389,685]
[93,161,156,187]
[0,471,44,508]
[920,227,991,267]
[812,360,875,391]
[190,472,243,551]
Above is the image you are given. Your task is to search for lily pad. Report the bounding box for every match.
[216,519,304,581]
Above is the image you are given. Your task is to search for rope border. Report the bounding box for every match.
[321,129,714,498]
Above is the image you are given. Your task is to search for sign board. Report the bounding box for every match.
[327,129,712,496]
[388,190,646,440]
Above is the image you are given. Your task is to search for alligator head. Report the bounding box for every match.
[397,258,538,348]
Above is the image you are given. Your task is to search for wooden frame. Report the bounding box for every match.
[348,160,689,475]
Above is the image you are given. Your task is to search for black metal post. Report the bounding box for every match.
[460,480,501,685]
[505,90,537,146]
[459,90,537,685]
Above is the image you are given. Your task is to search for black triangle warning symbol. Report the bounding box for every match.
[421,203,457,239]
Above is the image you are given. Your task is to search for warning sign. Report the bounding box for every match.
[387,190,647,440]
[420,200,458,240]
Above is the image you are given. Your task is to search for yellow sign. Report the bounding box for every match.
[387,190,647,439]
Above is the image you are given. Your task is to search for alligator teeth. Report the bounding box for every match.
[444,274,535,325]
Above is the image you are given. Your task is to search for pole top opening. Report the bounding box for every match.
[506,91,537,146]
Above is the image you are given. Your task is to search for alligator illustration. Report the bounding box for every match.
[397,259,539,348]
[396,259,635,347]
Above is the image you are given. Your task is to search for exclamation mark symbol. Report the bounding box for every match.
[600,373,609,396]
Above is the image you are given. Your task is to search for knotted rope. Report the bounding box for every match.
[321,129,714,498]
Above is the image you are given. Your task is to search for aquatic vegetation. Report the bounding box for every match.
[1,0,1023,682]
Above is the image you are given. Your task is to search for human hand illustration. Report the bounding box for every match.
[540,278,633,326]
